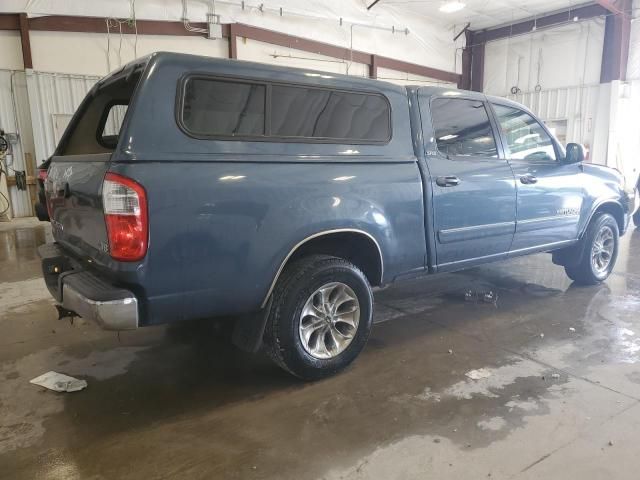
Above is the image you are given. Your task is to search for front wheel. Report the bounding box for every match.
[263,255,373,380]
[565,213,619,285]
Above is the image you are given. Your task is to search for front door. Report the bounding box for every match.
[419,93,517,271]
[489,102,584,253]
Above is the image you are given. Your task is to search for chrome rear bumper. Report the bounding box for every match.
[62,282,138,331]
[38,243,139,331]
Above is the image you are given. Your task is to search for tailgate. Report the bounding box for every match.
[46,156,111,257]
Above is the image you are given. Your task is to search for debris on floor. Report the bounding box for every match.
[463,289,498,305]
[569,327,576,332]
[465,368,492,380]
[482,291,497,304]
[30,371,87,392]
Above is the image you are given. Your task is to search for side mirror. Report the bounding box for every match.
[564,143,585,164]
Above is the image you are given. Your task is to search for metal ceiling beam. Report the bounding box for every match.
[0,13,20,30]
[228,23,238,59]
[229,23,461,83]
[600,0,632,82]
[462,2,613,92]
[453,22,470,42]
[0,14,461,84]
[18,14,32,69]
[596,0,627,14]
[459,30,484,91]
[27,15,211,36]
[473,3,610,43]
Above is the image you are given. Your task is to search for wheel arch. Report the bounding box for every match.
[554,201,623,268]
[260,229,384,308]
[581,201,625,238]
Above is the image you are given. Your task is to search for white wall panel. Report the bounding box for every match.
[0,31,23,71]
[507,84,603,162]
[629,1,640,80]
[0,0,459,76]
[605,80,640,185]
[617,80,640,184]
[26,71,100,162]
[0,71,32,217]
[237,38,369,77]
[30,31,229,77]
[485,18,605,96]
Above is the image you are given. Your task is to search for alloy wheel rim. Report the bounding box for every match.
[591,225,614,275]
[298,282,360,359]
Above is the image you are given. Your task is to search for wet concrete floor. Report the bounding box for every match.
[1,217,640,479]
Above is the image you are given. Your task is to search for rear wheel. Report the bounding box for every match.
[263,255,373,380]
[565,213,619,285]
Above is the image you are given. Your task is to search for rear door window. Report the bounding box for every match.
[181,78,266,137]
[430,98,498,158]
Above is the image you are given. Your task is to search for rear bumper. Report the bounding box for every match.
[38,243,139,330]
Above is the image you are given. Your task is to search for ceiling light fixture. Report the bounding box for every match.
[439,1,466,13]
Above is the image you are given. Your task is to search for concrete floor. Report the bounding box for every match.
[1,218,640,480]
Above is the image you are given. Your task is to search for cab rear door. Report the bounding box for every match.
[418,91,517,271]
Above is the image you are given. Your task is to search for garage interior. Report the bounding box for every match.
[1,0,639,479]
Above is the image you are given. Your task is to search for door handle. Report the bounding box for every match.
[436,176,461,187]
[520,174,538,185]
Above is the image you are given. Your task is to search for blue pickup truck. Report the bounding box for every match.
[39,52,638,379]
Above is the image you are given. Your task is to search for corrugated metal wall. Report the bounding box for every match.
[507,84,602,161]
[1,70,101,217]
[26,71,100,162]
[0,70,32,218]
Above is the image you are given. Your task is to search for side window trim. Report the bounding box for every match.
[176,73,392,144]
[427,95,502,161]
[488,101,561,164]
[483,100,507,160]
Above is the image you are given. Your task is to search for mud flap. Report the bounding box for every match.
[552,236,587,268]
[231,297,273,353]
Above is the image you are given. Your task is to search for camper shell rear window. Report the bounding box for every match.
[57,68,142,156]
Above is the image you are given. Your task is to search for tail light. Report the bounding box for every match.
[102,172,148,261]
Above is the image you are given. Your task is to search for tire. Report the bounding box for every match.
[564,213,619,285]
[263,255,373,380]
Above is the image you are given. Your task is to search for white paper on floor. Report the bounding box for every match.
[465,368,492,380]
[30,371,87,392]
